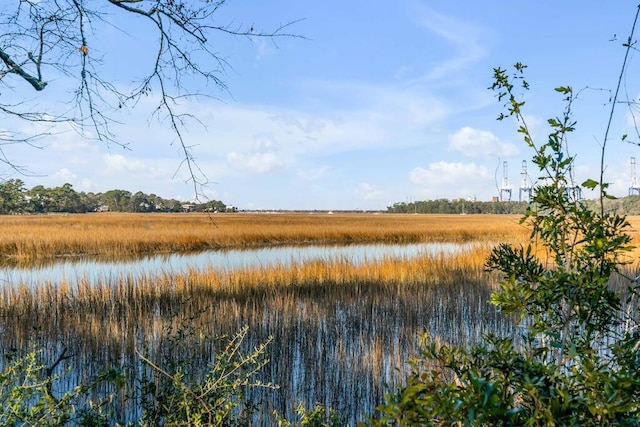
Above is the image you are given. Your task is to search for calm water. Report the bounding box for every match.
[0,241,478,286]
[0,241,509,425]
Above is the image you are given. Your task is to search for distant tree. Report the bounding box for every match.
[0,181,237,214]
[169,200,184,212]
[387,198,533,215]
[79,191,101,213]
[51,183,83,212]
[0,1,301,192]
[148,193,170,211]
[195,199,227,212]
[27,184,55,213]
[130,191,153,212]
[387,202,408,213]
[99,189,132,212]
[0,179,28,214]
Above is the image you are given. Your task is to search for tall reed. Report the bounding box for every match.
[0,213,529,265]
[3,214,639,423]
[0,244,510,423]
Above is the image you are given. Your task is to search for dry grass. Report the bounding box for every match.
[2,212,639,264]
[0,245,496,319]
[0,244,507,421]
[2,212,639,422]
[0,213,529,265]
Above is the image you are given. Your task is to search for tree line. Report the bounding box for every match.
[387,198,529,215]
[0,179,228,214]
[388,195,640,216]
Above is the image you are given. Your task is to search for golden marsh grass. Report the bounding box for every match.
[0,213,530,264]
[0,245,508,421]
[2,211,640,263]
[2,213,640,422]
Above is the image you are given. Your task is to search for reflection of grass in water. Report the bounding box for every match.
[1,246,496,328]
[0,245,517,423]
[3,213,639,423]
[0,213,529,266]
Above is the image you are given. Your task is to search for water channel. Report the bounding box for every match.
[0,241,511,425]
[0,241,479,286]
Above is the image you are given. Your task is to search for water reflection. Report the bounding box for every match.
[0,240,503,425]
[0,242,478,286]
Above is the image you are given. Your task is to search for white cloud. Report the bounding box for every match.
[520,114,545,145]
[393,65,414,80]
[448,126,518,158]
[253,133,281,151]
[158,71,455,171]
[49,169,96,191]
[74,178,97,192]
[410,7,489,82]
[51,168,77,183]
[102,154,167,177]
[270,114,330,135]
[410,162,469,185]
[200,187,220,200]
[254,38,272,61]
[357,183,384,201]
[49,134,91,153]
[193,104,404,163]
[226,151,284,173]
[410,161,493,199]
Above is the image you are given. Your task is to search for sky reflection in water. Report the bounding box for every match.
[0,242,477,286]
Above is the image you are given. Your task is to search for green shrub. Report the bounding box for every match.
[365,63,640,426]
[275,403,348,427]
[0,321,275,426]
[0,346,119,426]
[135,323,275,426]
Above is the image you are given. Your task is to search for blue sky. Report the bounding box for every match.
[4,1,640,210]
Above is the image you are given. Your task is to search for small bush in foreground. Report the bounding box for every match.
[0,323,275,426]
[0,347,119,426]
[135,324,275,426]
[366,62,640,425]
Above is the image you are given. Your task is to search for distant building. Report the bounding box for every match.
[181,204,196,212]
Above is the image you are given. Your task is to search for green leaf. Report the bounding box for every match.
[582,179,598,189]
[554,86,572,94]
[569,344,578,359]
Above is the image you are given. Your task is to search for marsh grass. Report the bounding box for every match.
[2,213,640,266]
[2,213,639,423]
[0,213,529,265]
[0,244,512,423]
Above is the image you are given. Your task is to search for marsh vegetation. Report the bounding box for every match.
[1,213,640,424]
[0,213,527,265]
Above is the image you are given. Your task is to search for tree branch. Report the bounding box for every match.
[0,0,303,197]
[0,47,47,90]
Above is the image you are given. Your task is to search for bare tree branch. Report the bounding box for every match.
[0,0,304,196]
[0,46,47,90]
